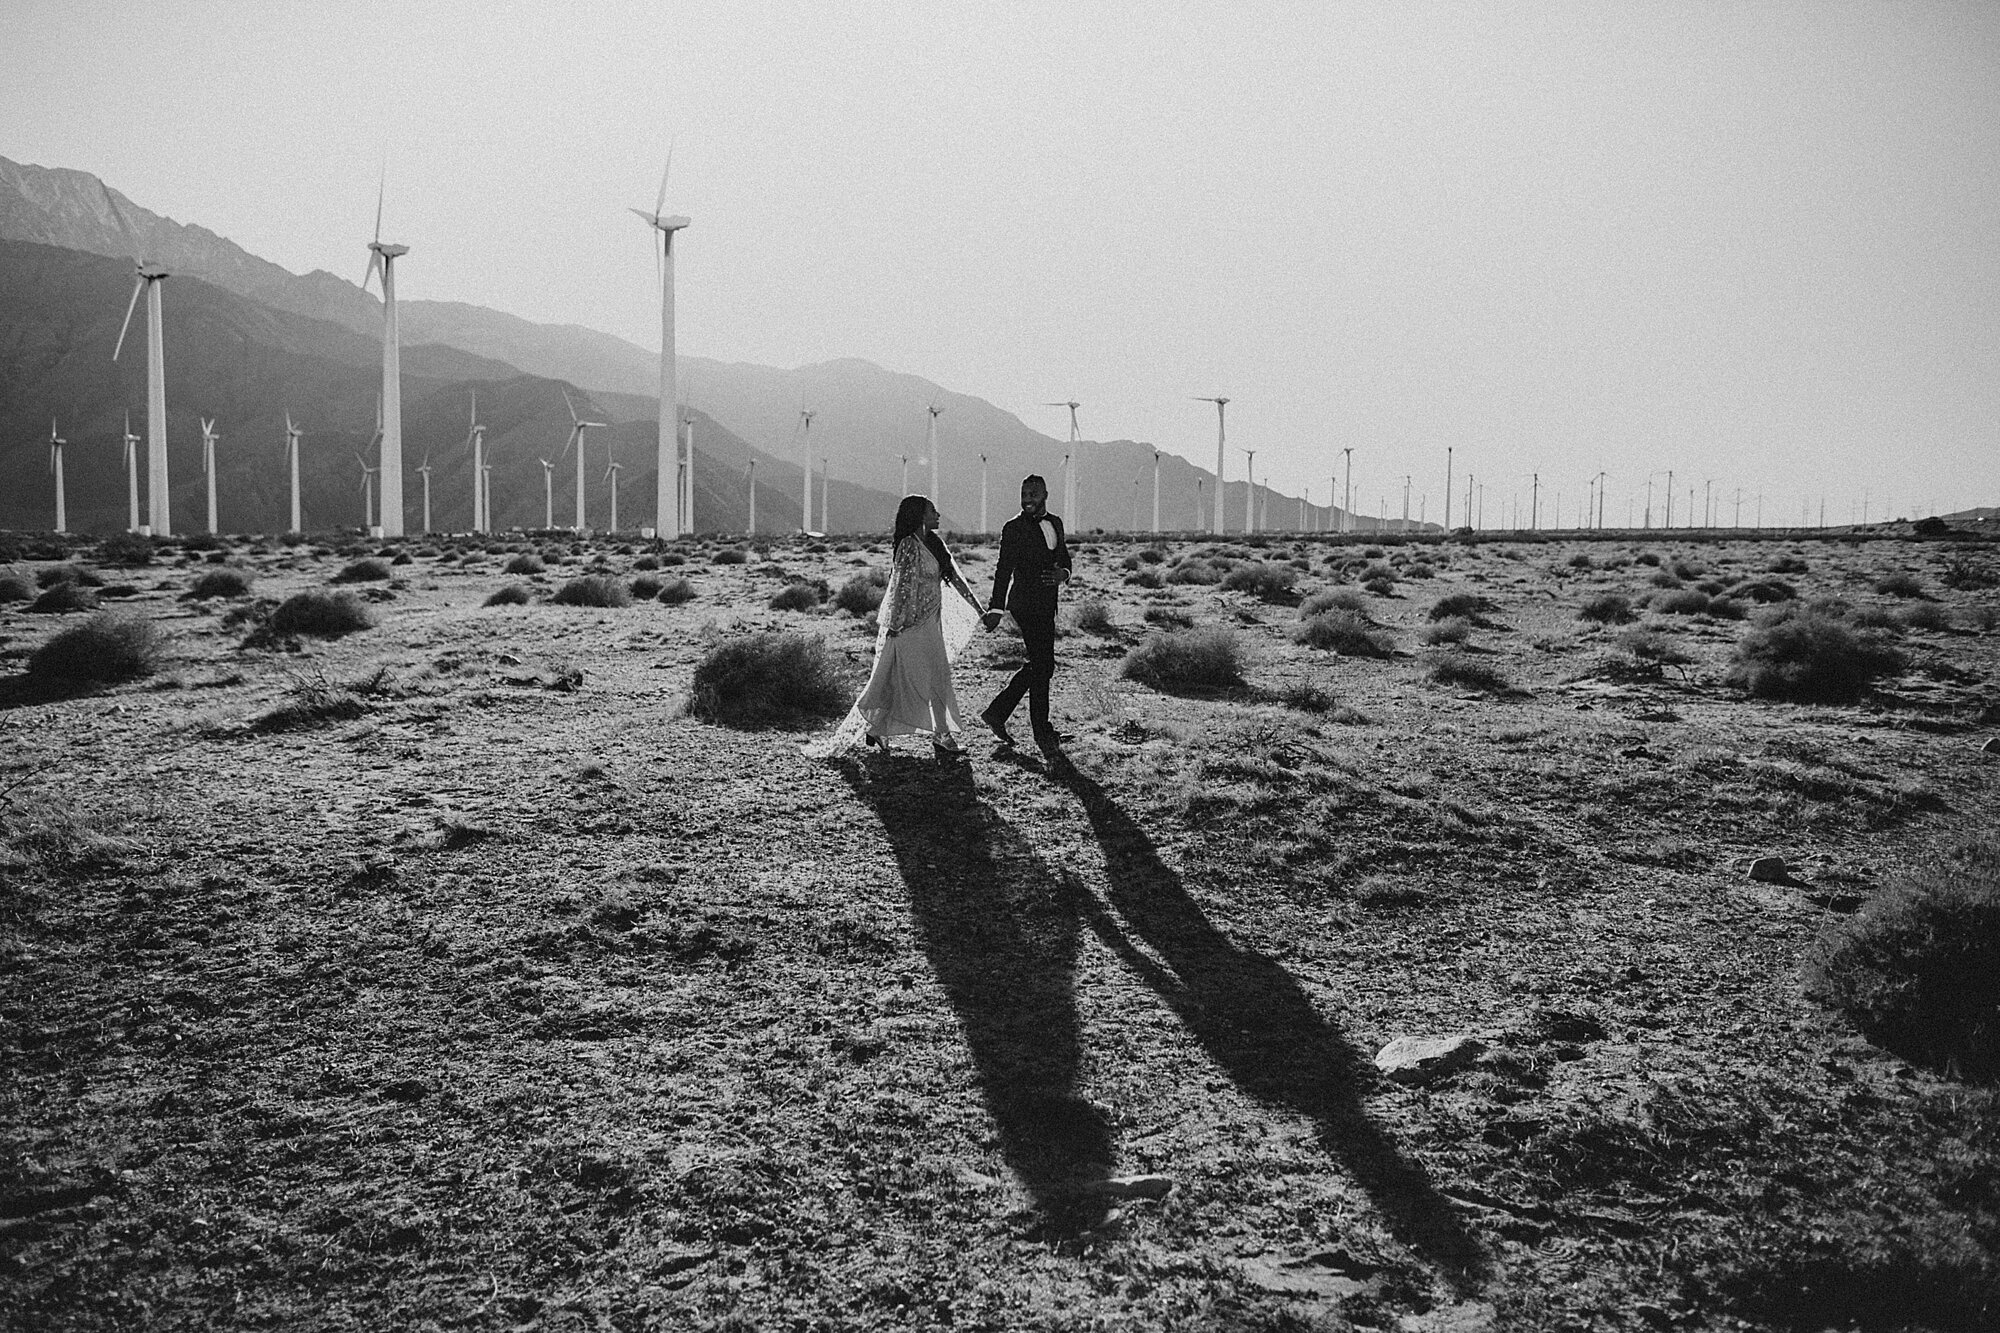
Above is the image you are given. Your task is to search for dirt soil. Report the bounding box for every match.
[3,529,1997,1332]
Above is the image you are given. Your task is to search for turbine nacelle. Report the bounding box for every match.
[629,208,692,233]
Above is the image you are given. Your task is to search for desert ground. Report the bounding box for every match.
[2,524,1996,1332]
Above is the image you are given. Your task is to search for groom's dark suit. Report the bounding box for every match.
[985,510,1072,740]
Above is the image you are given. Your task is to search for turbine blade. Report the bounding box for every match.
[655,143,673,218]
[113,275,144,361]
[98,178,141,259]
[374,166,385,244]
[364,250,382,292]
[562,388,579,425]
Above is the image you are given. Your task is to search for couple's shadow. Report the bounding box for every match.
[839,754,1483,1286]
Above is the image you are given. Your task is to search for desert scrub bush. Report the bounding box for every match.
[269,589,376,639]
[253,670,370,733]
[1428,650,1513,694]
[504,552,546,575]
[710,546,750,565]
[331,557,392,584]
[187,567,255,599]
[27,611,165,685]
[29,582,99,613]
[1166,558,1224,586]
[1124,566,1164,589]
[550,575,632,608]
[483,584,533,607]
[655,576,697,605]
[1300,588,1369,617]
[1873,571,1925,599]
[1362,575,1398,597]
[1725,604,1904,703]
[1419,616,1471,646]
[0,572,33,602]
[834,572,887,616]
[1894,601,1951,633]
[97,531,155,566]
[632,554,661,571]
[1220,561,1298,602]
[1578,592,1636,624]
[1121,625,1246,692]
[1296,609,1395,657]
[689,631,851,728]
[1138,546,1167,564]
[1071,599,1114,633]
[1429,591,1495,622]
[629,574,664,599]
[769,581,823,612]
[1567,552,1594,569]
[1729,578,1797,604]
[1144,606,1194,629]
[1939,553,1997,591]
[1634,551,1662,567]
[1650,588,1715,616]
[1809,834,2000,1081]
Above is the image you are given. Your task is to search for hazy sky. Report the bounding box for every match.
[7,0,1997,523]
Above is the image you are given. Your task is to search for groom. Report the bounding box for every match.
[980,475,1072,751]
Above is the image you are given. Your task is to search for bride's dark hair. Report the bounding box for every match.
[890,493,958,579]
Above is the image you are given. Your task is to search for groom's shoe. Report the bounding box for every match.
[980,705,1016,749]
[1032,724,1069,752]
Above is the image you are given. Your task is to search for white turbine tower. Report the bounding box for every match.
[1044,401,1081,526]
[631,153,690,539]
[538,457,556,529]
[107,186,171,536]
[283,413,303,535]
[926,400,943,508]
[465,392,487,533]
[416,453,434,534]
[355,453,379,529]
[979,454,990,533]
[605,457,624,534]
[121,412,141,533]
[200,417,219,535]
[1194,397,1228,534]
[1151,449,1162,534]
[1240,447,1258,534]
[745,458,757,535]
[47,420,68,534]
[560,390,607,532]
[798,409,816,533]
[362,179,408,537]
[680,402,696,535]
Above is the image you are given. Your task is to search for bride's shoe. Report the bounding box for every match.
[864,733,887,751]
[932,735,964,762]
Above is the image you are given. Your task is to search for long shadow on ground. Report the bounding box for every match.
[838,757,1114,1234]
[1042,753,1490,1292]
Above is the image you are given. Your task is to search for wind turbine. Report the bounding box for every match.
[1342,447,1354,535]
[1240,447,1258,534]
[283,413,303,534]
[746,458,757,535]
[47,420,67,534]
[979,454,989,533]
[465,392,486,533]
[362,393,385,534]
[200,417,219,534]
[1151,449,1162,534]
[416,453,434,534]
[605,457,624,534]
[106,184,171,536]
[355,452,379,529]
[1194,397,1228,534]
[897,450,914,497]
[560,389,607,532]
[361,175,408,537]
[1044,401,1081,526]
[926,400,943,508]
[121,413,141,533]
[798,409,816,533]
[538,457,556,529]
[481,458,494,532]
[679,401,697,536]
[631,151,691,538]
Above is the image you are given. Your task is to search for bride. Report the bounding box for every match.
[811,494,985,761]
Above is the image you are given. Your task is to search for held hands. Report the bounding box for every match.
[1040,566,1070,587]
[980,610,1006,631]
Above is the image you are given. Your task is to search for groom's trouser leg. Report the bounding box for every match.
[987,611,1056,725]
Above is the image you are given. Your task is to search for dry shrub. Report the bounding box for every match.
[1295,609,1395,657]
[253,670,370,733]
[1428,650,1512,693]
[1578,592,1635,624]
[629,574,664,599]
[1430,591,1496,622]
[484,584,533,607]
[27,611,165,684]
[1651,588,1715,616]
[269,590,376,638]
[1730,578,1797,604]
[0,572,32,603]
[1939,554,1997,591]
[710,546,750,565]
[97,532,154,566]
[633,555,661,571]
[656,577,697,605]
[1125,566,1164,589]
[1121,625,1246,693]
[1873,571,1925,599]
[30,582,99,613]
[188,568,255,600]
[690,631,851,728]
[332,557,392,583]
[1767,553,1810,574]
[1725,604,1903,703]
[1220,561,1297,602]
[504,553,546,575]
[550,575,632,608]
[769,582,823,612]
[1897,602,1951,633]
[1071,599,1114,633]
[1809,834,2000,1082]
[1300,588,1368,618]
[1166,558,1224,586]
[1420,616,1471,646]
[834,573,886,615]
[38,564,103,588]
[1144,606,1194,630]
